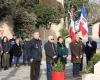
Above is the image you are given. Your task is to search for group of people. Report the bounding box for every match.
[29,31,97,80]
[70,35,97,77]
[0,31,97,80]
[29,32,68,80]
[0,35,30,70]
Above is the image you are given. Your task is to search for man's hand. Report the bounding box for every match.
[88,43,92,47]
[80,55,83,58]
[1,51,3,53]
[6,52,8,54]
[76,56,79,59]
[53,55,57,59]
[30,59,33,63]
[63,55,68,58]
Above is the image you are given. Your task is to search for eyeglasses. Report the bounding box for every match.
[51,39,54,40]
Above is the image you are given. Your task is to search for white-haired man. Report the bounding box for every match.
[44,35,58,80]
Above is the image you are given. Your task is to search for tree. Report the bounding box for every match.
[0,0,38,37]
[88,1,100,24]
[13,11,37,37]
[33,4,63,29]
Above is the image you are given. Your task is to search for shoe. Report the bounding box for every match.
[4,67,8,70]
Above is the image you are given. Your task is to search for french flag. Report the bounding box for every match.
[98,23,100,38]
[70,19,75,41]
[79,5,88,36]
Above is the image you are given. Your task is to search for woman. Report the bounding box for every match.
[12,38,22,67]
[57,36,68,66]
[2,36,10,70]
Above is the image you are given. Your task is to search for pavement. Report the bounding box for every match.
[0,55,86,80]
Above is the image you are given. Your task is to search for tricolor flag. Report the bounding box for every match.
[70,19,75,41]
[98,23,100,38]
[79,5,88,36]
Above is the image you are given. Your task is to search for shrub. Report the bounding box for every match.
[59,27,69,38]
[86,53,100,73]
[52,59,64,72]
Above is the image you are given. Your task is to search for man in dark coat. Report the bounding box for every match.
[29,32,42,80]
[85,37,97,64]
[70,35,83,77]
[44,35,58,80]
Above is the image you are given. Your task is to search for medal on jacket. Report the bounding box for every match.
[36,44,38,48]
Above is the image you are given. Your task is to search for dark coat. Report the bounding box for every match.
[22,41,30,59]
[44,41,58,63]
[29,38,42,61]
[22,41,29,50]
[70,41,83,63]
[11,44,22,57]
[9,38,16,56]
[2,42,10,53]
[85,41,97,60]
[57,42,68,64]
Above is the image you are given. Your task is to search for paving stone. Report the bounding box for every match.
[0,60,82,80]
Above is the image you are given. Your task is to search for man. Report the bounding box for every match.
[9,35,16,67]
[70,35,83,77]
[29,32,42,80]
[44,35,58,80]
[85,37,97,64]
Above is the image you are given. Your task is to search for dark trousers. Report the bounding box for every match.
[46,63,52,80]
[73,63,80,77]
[79,59,83,71]
[23,51,29,64]
[30,61,40,80]
[10,54,13,67]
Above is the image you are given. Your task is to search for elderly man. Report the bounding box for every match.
[29,32,42,80]
[44,35,58,80]
[70,35,83,77]
[85,36,97,64]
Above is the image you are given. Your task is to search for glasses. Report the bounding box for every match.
[51,39,54,40]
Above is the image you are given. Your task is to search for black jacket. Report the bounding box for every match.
[44,41,58,63]
[29,38,42,61]
[12,44,22,57]
[85,41,97,59]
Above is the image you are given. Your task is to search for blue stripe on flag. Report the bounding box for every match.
[82,5,86,18]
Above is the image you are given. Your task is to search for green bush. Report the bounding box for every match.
[52,59,64,72]
[86,53,100,73]
[59,27,69,38]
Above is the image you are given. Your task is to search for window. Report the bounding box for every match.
[88,25,93,36]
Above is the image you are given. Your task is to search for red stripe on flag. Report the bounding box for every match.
[98,24,100,37]
[70,26,75,41]
[79,22,87,36]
